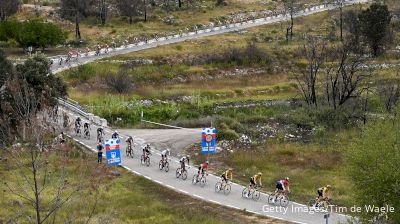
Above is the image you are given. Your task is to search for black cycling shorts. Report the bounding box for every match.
[317,190,323,197]
[250,178,255,185]
[221,174,227,182]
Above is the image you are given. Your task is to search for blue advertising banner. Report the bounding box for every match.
[201,128,216,154]
[105,138,122,166]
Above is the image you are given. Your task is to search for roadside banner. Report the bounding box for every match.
[105,138,121,166]
[201,128,216,154]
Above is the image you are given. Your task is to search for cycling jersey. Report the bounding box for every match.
[251,175,262,185]
[318,187,330,198]
[200,163,208,172]
[222,170,233,181]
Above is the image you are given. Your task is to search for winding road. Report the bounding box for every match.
[52,1,369,223]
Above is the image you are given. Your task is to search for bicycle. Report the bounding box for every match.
[84,128,90,139]
[308,198,333,211]
[192,172,206,187]
[126,144,134,158]
[159,158,169,172]
[97,135,104,143]
[75,126,81,137]
[242,185,261,201]
[215,181,232,195]
[268,191,290,207]
[175,167,188,180]
[141,153,151,166]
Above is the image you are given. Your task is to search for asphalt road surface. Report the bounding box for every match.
[50,0,369,75]
[59,108,355,224]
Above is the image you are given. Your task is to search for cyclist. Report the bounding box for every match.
[221,168,233,184]
[161,148,170,162]
[197,161,209,178]
[97,143,104,163]
[143,144,151,158]
[97,127,104,141]
[111,130,119,139]
[75,117,81,126]
[83,122,90,136]
[179,155,190,173]
[58,132,66,144]
[315,185,332,206]
[126,135,134,148]
[271,177,291,203]
[247,172,262,198]
[74,117,81,134]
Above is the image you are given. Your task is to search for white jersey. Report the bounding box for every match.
[161,149,170,156]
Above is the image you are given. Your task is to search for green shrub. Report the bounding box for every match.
[218,128,239,140]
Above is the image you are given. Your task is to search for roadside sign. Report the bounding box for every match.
[201,128,216,154]
[105,138,121,166]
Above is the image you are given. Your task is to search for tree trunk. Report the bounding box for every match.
[339,5,343,41]
[178,0,182,7]
[129,16,132,24]
[144,0,147,21]
[290,14,293,40]
[75,12,81,40]
[32,154,41,224]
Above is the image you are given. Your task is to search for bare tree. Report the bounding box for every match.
[0,0,21,21]
[116,0,142,24]
[97,0,108,25]
[282,0,298,42]
[331,0,345,41]
[295,36,327,106]
[60,0,94,41]
[2,118,104,224]
[104,68,133,94]
[377,72,400,111]
[324,43,369,109]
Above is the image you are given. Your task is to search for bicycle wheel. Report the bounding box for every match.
[200,176,206,187]
[140,155,145,165]
[175,168,181,178]
[268,194,277,204]
[280,195,290,207]
[308,199,316,209]
[192,175,197,184]
[146,157,150,166]
[223,184,231,195]
[215,182,222,192]
[182,170,187,180]
[159,160,163,170]
[126,147,129,157]
[164,162,169,172]
[252,190,261,201]
[242,188,249,198]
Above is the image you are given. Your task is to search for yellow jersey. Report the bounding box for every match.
[252,174,262,185]
[224,170,233,180]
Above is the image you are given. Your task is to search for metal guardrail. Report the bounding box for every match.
[58,98,90,120]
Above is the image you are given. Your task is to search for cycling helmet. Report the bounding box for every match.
[228,168,233,171]
[167,148,170,153]
[327,185,332,189]
[205,160,209,164]
[258,172,262,176]
[114,130,118,133]
[285,177,290,181]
